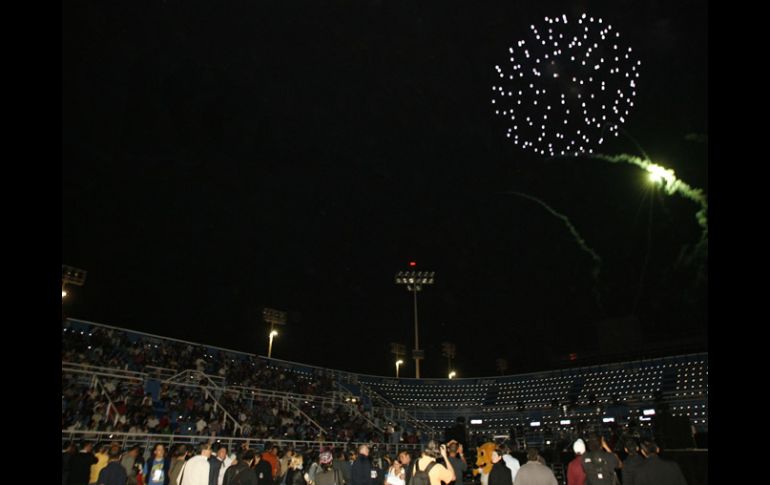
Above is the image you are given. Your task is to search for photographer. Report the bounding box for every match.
[409,442,454,485]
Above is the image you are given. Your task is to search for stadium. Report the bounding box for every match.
[63,1,707,484]
[62,318,707,485]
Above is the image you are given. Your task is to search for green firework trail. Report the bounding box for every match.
[591,153,708,243]
[504,191,604,313]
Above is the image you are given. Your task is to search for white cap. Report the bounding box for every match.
[573,439,586,454]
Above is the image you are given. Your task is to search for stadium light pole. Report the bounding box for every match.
[395,264,435,379]
[496,358,509,376]
[263,307,287,359]
[62,265,87,302]
[441,341,456,377]
[268,330,279,358]
[391,342,406,378]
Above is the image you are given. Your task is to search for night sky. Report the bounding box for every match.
[62,0,707,378]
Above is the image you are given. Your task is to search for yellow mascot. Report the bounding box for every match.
[473,442,496,485]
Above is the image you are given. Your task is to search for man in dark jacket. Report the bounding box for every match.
[224,450,258,485]
[97,448,129,485]
[120,446,140,485]
[351,445,377,485]
[635,441,687,485]
[210,445,229,485]
[63,442,77,485]
[621,440,645,485]
[581,436,620,485]
[68,441,98,485]
[254,450,274,485]
[169,446,190,485]
[333,451,349,485]
[488,449,513,485]
[397,451,411,485]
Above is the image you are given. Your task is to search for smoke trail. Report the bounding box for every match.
[503,190,604,313]
[590,153,708,242]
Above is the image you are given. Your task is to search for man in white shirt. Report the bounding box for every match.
[179,443,212,485]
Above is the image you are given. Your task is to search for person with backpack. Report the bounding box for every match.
[314,452,342,485]
[286,454,308,485]
[254,451,274,485]
[409,441,454,485]
[306,453,324,485]
[581,436,620,485]
[223,450,258,485]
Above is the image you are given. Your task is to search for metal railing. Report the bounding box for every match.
[61,430,425,456]
[360,384,437,437]
[63,362,145,382]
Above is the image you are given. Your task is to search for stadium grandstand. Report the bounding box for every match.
[62,318,707,484]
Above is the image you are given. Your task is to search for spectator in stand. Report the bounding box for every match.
[197,417,209,435]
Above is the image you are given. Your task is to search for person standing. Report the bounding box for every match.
[635,441,687,485]
[180,443,213,485]
[566,439,586,485]
[97,448,129,485]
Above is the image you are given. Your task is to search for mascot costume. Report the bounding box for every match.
[472,442,496,485]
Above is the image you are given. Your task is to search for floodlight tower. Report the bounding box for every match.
[62,265,87,301]
[395,263,435,378]
[263,307,287,358]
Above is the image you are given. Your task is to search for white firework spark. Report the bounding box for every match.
[492,14,640,156]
